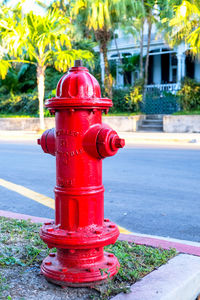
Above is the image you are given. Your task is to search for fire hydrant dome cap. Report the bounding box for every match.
[45,66,112,109]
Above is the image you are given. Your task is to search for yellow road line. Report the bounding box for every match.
[0,178,54,209]
[118,225,132,234]
[0,178,132,234]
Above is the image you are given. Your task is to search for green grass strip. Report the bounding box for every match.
[0,217,176,299]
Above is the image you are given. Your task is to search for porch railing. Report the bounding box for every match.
[146,83,180,93]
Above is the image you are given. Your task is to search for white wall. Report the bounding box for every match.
[153,55,161,84]
[195,61,200,82]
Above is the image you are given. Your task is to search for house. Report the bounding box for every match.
[98,27,200,93]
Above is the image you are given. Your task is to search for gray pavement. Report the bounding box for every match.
[0,138,200,241]
[1,131,200,300]
[0,130,200,145]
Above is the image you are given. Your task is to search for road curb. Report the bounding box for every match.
[1,210,200,300]
[112,254,200,300]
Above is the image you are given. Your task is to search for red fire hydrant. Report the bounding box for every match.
[38,60,125,286]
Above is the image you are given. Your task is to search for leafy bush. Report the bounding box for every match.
[110,80,144,113]
[110,88,131,112]
[178,77,200,111]
[125,79,144,112]
[45,67,64,93]
[0,93,39,115]
[0,64,36,95]
[121,54,140,73]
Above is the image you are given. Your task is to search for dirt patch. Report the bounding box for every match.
[1,265,100,299]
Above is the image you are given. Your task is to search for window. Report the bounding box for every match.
[171,53,177,83]
[172,68,177,82]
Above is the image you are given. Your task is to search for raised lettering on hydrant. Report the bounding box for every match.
[38,60,125,286]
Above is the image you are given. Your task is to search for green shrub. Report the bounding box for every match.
[110,81,143,113]
[0,64,36,95]
[111,88,131,112]
[0,93,39,115]
[125,79,144,112]
[178,78,200,111]
[45,67,64,93]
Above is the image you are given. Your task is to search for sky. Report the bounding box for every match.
[6,0,53,14]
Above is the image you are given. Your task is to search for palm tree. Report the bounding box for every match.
[168,0,200,56]
[0,4,11,79]
[0,4,93,129]
[121,2,145,79]
[72,0,139,98]
[121,0,171,90]
[142,0,171,91]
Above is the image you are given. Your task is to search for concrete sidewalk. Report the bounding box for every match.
[120,131,200,146]
[1,210,200,300]
[0,130,200,146]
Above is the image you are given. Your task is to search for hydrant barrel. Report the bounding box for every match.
[38,60,125,286]
[54,109,104,229]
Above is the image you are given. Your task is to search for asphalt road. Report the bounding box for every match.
[1,141,200,242]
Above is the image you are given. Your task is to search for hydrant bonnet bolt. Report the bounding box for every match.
[38,60,125,287]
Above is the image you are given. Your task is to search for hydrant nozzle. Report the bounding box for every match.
[38,61,125,287]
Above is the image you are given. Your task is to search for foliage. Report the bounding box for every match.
[168,0,200,56]
[0,4,93,128]
[0,114,36,118]
[109,60,117,81]
[17,64,36,92]
[177,77,200,110]
[110,84,142,113]
[0,60,11,80]
[0,64,36,94]
[173,110,200,114]
[71,0,136,32]
[0,7,93,71]
[71,0,140,98]
[124,79,144,111]
[0,217,48,268]
[44,67,64,93]
[121,54,140,73]
[0,93,38,115]
[111,88,131,113]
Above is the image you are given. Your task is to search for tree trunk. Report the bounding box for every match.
[100,41,112,98]
[140,0,144,79]
[139,20,144,79]
[144,18,152,87]
[95,29,112,98]
[37,65,45,130]
[143,17,152,100]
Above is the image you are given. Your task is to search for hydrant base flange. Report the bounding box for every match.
[41,251,120,287]
[40,220,119,249]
